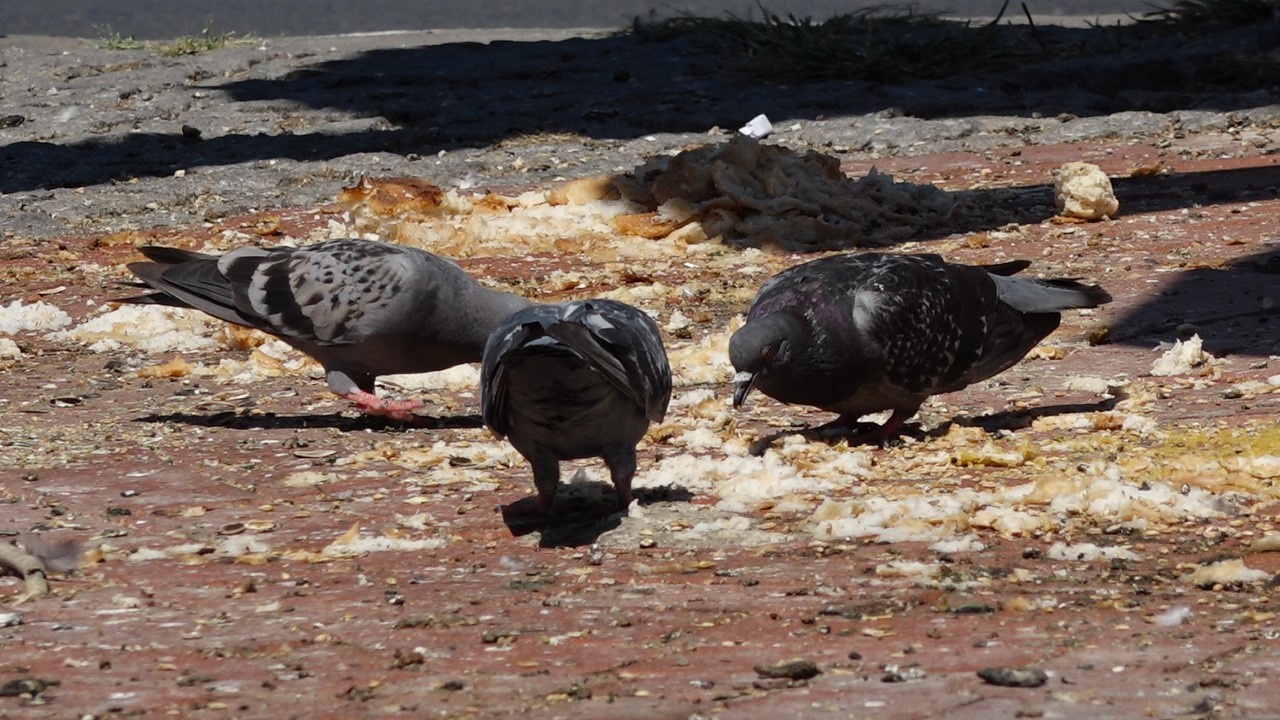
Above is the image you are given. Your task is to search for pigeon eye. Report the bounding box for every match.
[761,344,778,362]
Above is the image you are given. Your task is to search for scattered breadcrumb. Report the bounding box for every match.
[1151,334,1215,376]
[1053,161,1119,220]
[0,300,72,333]
[1181,559,1271,587]
[52,305,223,353]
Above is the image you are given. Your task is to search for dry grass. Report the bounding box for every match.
[96,22,256,56]
[1142,0,1278,24]
[629,0,1278,83]
[631,3,1040,83]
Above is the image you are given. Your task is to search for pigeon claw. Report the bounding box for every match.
[342,389,423,420]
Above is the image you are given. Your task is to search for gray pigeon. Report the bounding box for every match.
[121,238,531,418]
[481,299,672,513]
[729,252,1112,443]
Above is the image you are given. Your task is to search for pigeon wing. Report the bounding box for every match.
[956,271,1112,387]
[560,300,671,422]
[480,311,548,438]
[847,255,1003,394]
[480,303,584,436]
[224,239,442,347]
[954,309,1061,390]
[481,301,672,431]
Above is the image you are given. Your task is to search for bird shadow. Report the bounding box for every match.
[746,391,1124,455]
[747,421,890,456]
[948,392,1125,434]
[500,481,694,548]
[135,410,483,431]
[1104,247,1280,358]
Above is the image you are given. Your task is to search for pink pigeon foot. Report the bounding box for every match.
[341,389,423,421]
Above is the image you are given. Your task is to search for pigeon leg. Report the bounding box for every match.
[869,408,914,446]
[806,409,916,447]
[604,448,638,510]
[530,454,561,514]
[340,389,423,421]
[807,415,879,441]
[751,419,869,456]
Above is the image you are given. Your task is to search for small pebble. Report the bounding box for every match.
[754,658,821,680]
[978,667,1048,687]
[950,602,996,614]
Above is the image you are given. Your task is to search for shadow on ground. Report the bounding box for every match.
[216,19,1280,144]
[1103,164,1280,357]
[744,393,1128,455]
[3,19,1279,195]
[5,20,1277,364]
[136,410,484,431]
[502,481,695,547]
[1106,247,1280,357]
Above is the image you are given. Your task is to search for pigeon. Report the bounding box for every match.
[120,238,532,418]
[729,252,1112,443]
[481,299,672,513]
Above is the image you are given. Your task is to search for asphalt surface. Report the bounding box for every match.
[5,15,1278,244]
[5,0,1151,39]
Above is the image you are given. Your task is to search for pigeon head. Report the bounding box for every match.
[728,312,805,407]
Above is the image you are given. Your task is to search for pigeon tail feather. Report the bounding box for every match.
[136,246,219,265]
[981,259,1032,276]
[121,259,259,328]
[990,274,1112,313]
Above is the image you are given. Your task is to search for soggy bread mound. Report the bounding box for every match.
[338,175,673,260]
[614,136,972,251]
[340,137,970,255]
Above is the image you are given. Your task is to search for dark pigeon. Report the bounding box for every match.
[481,299,672,513]
[729,252,1112,443]
[120,238,531,418]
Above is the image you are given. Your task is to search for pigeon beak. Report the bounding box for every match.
[732,370,756,408]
